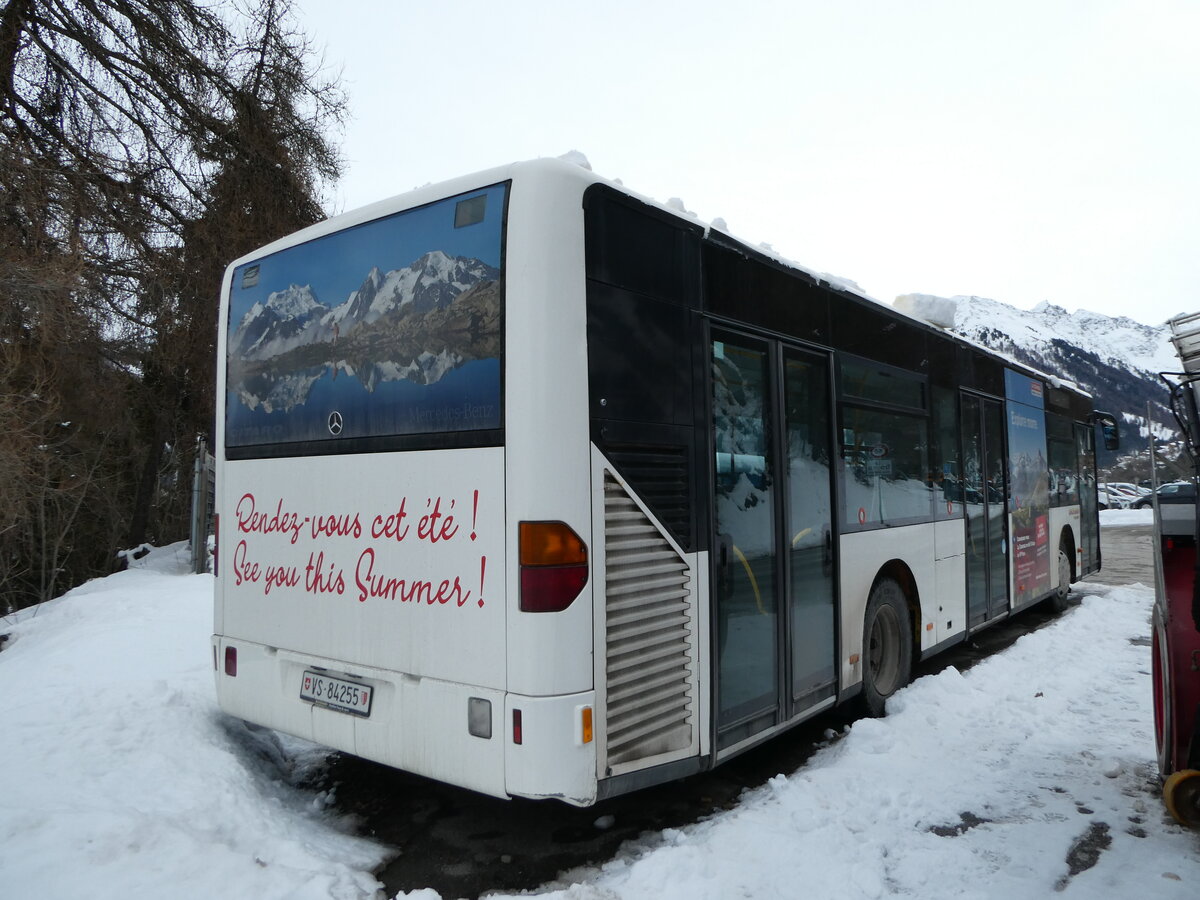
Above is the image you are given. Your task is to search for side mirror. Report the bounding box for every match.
[1093,411,1120,451]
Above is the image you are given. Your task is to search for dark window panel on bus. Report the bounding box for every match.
[583,186,705,551]
[584,280,700,550]
[1047,383,1092,423]
[924,336,959,389]
[701,239,831,344]
[839,357,926,410]
[957,344,1005,397]
[586,282,691,426]
[831,299,930,374]
[583,186,701,307]
[931,386,962,520]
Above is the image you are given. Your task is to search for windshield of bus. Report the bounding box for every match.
[225,183,507,452]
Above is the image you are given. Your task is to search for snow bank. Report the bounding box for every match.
[499,582,1198,900]
[0,543,388,900]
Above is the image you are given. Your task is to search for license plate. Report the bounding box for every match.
[300,670,373,717]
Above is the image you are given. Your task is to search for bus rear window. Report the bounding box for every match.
[224,183,507,453]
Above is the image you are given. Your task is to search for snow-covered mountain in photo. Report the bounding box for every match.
[230,284,328,361]
[230,251,498,362]
[897,293,1177,448]
[326,250,498,331]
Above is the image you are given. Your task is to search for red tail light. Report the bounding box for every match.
[224,646,237,677]
[519,521,587,612]
[513,708,523,745]
[520,566,589,612]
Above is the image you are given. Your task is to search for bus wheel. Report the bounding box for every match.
[1048,541,1072,613]
[859,577,912,718]
[1163,770,1200,827]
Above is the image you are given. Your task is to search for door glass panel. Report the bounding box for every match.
[712,338,778,728]
[784,352,836,705]
[984,399,1009,615]
[1076,423,1098,571]
[964,394,1010,627]
[963,396,989,628]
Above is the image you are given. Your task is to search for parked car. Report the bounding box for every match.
[1108,482,1151,499]
[1133,482,1197,509]
[1098,484,1137,509]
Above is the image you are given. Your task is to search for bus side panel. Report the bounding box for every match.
[839,524,938,689]
[933,518,967,646]
[502,164,595,700]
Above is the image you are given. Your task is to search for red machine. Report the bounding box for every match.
[1153,312,1200,826]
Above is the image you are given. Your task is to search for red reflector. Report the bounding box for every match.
[224,646,237,677]
[520,565,588,612]
[513,709,523,745]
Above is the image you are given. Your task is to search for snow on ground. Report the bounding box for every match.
[0,544,387,900]
[2,538,1198,899]
[529,579,1198,900]
[1100,507,1154,526]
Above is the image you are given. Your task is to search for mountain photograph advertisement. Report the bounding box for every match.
[225,184,507,447]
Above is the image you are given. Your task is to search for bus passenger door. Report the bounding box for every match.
[963,394,1010,627]
[712,334,780,746]
[711,333,836,749]
[782,348,836,713]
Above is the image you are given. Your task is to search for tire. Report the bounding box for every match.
[858,577,913,718]
[1047,541,1072,613]
[1153,602,1174,778]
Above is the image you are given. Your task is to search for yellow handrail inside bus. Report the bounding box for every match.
[731,544,766,615]
[731,528,816,616]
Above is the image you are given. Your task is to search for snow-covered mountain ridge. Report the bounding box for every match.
[944,295,1177,377]
[900,293,1179,457]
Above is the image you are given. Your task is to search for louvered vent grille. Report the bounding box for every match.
[605,445,690,549]
[604,474,693,767]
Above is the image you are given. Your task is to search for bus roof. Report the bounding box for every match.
[225,155,1092,403]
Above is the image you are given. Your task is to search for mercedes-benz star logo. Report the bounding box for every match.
[327,410,343,436]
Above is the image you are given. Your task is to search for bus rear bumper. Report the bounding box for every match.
[212,635,599,804]
[213,635,508,800]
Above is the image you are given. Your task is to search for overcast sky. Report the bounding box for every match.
[295,0,1198,327]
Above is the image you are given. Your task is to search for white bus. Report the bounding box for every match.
[213,158,1118,805]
